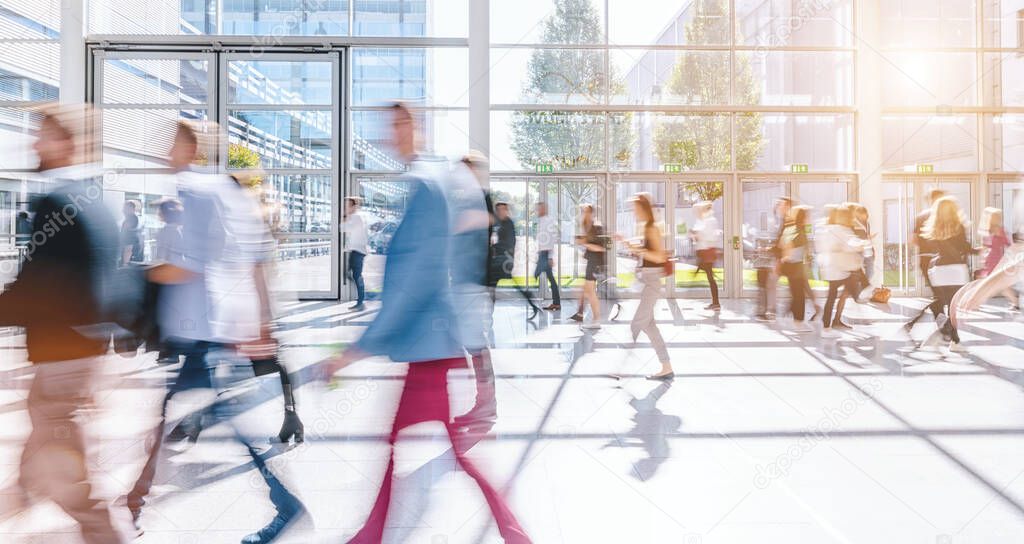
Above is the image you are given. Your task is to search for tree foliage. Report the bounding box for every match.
[509,0,634,174]
[654,0,765,201]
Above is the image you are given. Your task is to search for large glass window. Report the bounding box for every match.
[882,115,979,172]
[881,0,977,47]
[90,0,468,37]
[492,1,857,175]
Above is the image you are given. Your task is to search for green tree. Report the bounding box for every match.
[654,0,765,201]
[509,0,634,178]
[227,143,263,187]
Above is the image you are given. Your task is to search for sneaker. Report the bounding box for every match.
[821,328,839,338]
[581,321,602,330]
[792,321,814,333]
[948,341,968,353]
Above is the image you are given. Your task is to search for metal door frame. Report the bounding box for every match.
[880,174,979,297]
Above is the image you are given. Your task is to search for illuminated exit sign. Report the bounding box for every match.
[535,163,554,174]
[790,163,809,173]
[663,163,682,173]
[917,164,934,174]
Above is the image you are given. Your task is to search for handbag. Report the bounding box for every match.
[662,258,674,278]
[870,286,891,304]
[929,264,970,287]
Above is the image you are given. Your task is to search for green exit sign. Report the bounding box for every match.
[917,164,934,174]
[663,163,682,173]
[790,163,809,174]
[535,163,553,174]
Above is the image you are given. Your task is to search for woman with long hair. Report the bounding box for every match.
[617,193,673,380]
[571,203,606,329]
[979,207,1018,310]
[817,204,867,337]
[920,196,974,352]
[690,201,722,311]
[780,205,813,332]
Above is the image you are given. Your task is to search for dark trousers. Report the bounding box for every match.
[348,358,530,544]
[907,258,942,328]
[782,262,807,321]
[756,268,773,316]
[128,340,212,511]
[348,250,366,304]
[533,250,560,305]
[934,285,962,343]
[129,343,303,526]
[822,276,858,328]
[696,260,720,305]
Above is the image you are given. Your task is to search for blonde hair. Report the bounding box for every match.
[979,206,1003,236]
[922,196,966,241]
[787,205,811,227]
[830,204,854,228]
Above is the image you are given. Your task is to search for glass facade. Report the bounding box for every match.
[0,0,1021,298]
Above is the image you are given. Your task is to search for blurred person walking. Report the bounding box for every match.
[919,196,974,352]
[490,201,540,319]
[448,150,499,433]
[128,121,307,543]
[818,204,868,338]
[0,104,131,543]
[343,196,368,311]
[780,205,814,332]
[534,201,561,311]
[322,104,531,544]
[119,199,144,266]
[852,203,875,297]
[617,193,674,380]
[978,206,1018,310]
[691,201,722,311]
[570,203,606,329]
[905,189,947,333]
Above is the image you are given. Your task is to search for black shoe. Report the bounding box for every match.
[241,507,307,544]
[570,313,584,322]
[277,411,304,444]
[168,413,202,442]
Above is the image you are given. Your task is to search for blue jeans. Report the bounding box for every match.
[533,250,560,305]
[348,250,365,304]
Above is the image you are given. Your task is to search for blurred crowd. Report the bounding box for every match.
[1,102,1022,544]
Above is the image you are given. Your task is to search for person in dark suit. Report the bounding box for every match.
[0,104,130,542]
[490,201,540,319]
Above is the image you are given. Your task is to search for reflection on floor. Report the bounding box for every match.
[4,297,1024,543]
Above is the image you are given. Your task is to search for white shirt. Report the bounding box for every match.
[537,214,557,251]
[692,216,721,250]
[344,212,368,255]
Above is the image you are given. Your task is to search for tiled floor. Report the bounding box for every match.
[3,297,1024,543]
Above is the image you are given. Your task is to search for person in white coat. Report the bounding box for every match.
[817,204,868,337]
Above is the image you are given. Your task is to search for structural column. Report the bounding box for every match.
[855,0,884,281]
[467,0,490,182]
[59,0,87,103]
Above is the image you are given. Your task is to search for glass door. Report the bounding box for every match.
[672,179,727,298]
[221,52,341,298]
[882,176,975,296]
[739,176,856,296]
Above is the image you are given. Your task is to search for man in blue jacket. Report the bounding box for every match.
[324,103,530,544]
